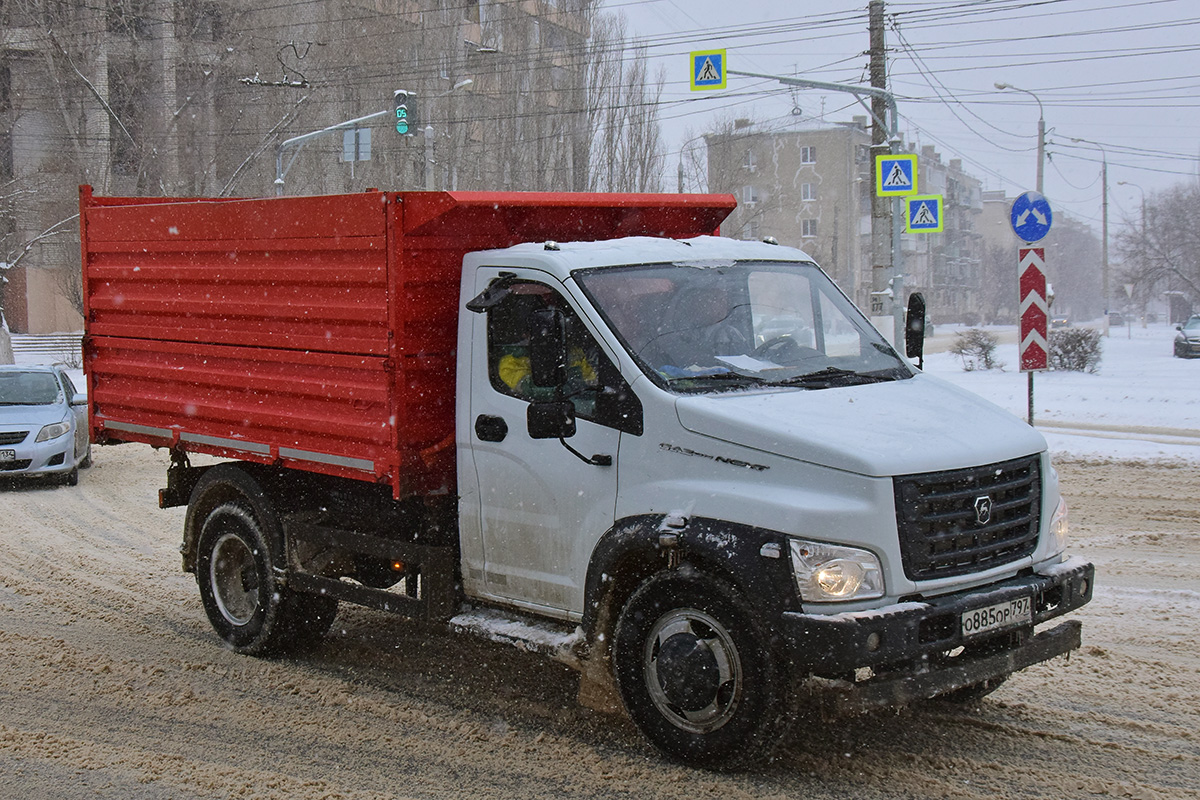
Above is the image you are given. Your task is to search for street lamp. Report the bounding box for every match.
[1070,137,1110,334]
[424,78,473,190]
[994,82,1045,194]
[1119,180,1147,331]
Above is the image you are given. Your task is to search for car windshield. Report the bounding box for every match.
[575,260,912,393]
[0,371,62,406]
[1184,318,1200,331]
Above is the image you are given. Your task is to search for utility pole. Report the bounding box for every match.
[868,0,903,346]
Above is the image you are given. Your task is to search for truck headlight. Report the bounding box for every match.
[789,539,884,602]
[36,421,71,442]
[1050,497,1069,554]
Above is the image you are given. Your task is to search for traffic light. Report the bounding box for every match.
[393,90,414,135]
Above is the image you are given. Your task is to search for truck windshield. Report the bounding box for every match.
[575,260,912,392]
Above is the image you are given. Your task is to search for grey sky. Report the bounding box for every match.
[616,0,1199,233]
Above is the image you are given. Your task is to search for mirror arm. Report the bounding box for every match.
[559,438,612,467]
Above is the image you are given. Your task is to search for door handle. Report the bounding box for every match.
[475,414,509,442]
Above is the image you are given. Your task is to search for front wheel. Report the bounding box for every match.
[613,570,789,769]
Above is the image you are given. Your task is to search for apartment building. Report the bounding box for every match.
[1,0,593,334]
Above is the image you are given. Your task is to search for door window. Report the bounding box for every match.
[485,281,640,434]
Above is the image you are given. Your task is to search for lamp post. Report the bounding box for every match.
[1118,180,1147,331]
[994,83,1045,195]
[1071,137,1109,335]
[425,78,474,191]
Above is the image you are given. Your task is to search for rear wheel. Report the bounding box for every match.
[613,570,789,770]
[196,501,335,654]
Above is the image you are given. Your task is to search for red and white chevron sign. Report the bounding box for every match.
[1019,247,1049,371]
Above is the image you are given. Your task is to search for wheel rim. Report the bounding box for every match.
[209,531,260,626]
[643,607,742,734]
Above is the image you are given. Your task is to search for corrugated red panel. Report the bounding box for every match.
[84,192,391,354]
[87,335,410,485]
[81,188,735,499]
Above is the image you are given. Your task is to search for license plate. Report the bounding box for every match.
[961,597,1032,639]
[0,449,14,463]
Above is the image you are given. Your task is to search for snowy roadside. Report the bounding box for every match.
[923,321,1200,464]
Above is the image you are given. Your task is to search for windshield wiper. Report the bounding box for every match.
[778,366,897,388]
[664,371,769,390]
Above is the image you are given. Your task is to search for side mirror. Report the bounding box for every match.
[905,292,926,365]
[528,308,567,388]
[527,401,576,440]
[70,393,87,407]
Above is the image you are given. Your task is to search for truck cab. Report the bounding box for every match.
[455,235,1091,766]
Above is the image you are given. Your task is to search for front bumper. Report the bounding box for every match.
[0,430,75,477]
[778,558,1094,711]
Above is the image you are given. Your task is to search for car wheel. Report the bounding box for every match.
[62,467,79,486]
[613,570,789,769]
[80,445,93,469]
[196,501,335,654]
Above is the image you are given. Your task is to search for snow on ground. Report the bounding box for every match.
[923,320,1200,463]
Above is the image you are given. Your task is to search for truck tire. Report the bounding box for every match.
[196,501,335,654]
[613,570,788,769]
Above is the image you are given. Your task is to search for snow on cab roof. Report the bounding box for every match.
[464,235,816,279]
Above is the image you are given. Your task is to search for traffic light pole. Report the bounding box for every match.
[274,108,391,196]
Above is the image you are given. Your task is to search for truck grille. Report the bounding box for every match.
[894,456,1041,581]
[0,431,29,445]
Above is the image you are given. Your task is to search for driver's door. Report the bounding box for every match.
[463,269,624,618]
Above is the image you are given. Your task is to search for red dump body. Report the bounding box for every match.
[80,187,735,498]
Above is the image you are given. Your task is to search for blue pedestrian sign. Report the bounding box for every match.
[690,49,727,91]
[905,195,943,233]
[875,154,918,196]
[1010,191,1053,242]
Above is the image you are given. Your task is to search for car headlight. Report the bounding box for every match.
[36,421,71,442]
[1050,496,1069,554]
[789,539,884,602]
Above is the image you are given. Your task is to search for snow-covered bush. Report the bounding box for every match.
[1049,327,1102,373]
[950,328,1004,371]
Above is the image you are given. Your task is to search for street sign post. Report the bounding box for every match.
[875,154,917,196]
[690,50,727,91]
[1020,246,1049,370]
[905,195,943,233]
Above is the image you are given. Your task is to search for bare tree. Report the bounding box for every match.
[1116,182,1200,316]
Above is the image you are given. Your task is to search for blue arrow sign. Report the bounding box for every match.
[1010,191,1053,242]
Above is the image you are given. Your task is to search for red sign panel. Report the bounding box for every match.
[1019,247,1048,371]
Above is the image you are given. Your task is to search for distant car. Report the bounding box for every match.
[0,365,91,485]
[1108,311,1126,327]
[1051,317,1070,329]
[1175,315,1200,359]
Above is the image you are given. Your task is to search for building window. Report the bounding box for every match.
[742,218,760,240]
[743,149,756,172]
[742,185,759,206]
[801,218,817,238]
[800,146,816,164]
[801,183,815,201]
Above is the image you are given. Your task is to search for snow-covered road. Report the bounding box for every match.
[0,445,1196,798]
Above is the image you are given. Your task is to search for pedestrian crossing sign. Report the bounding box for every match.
[875,153,918,196]
[690,49,727,91]
[906,195,944,233]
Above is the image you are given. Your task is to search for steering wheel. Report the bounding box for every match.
[752,335,817,365]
